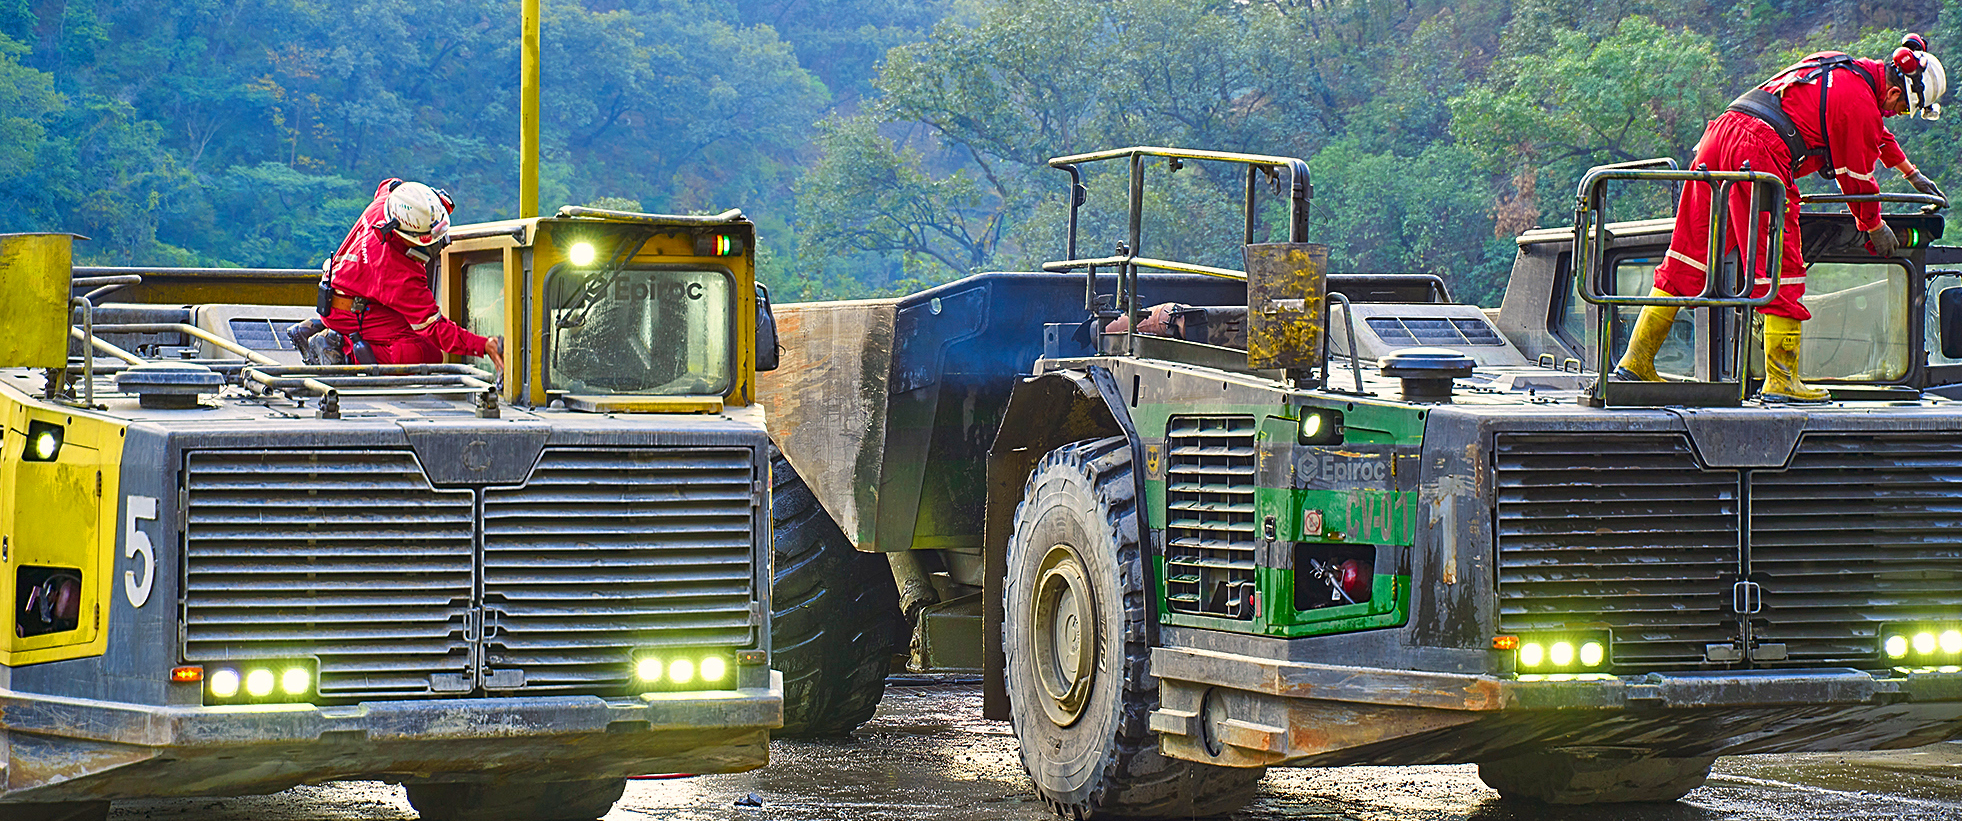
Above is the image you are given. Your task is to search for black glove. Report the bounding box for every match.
[1907,170,1946,202]
[1868,222,1900,257]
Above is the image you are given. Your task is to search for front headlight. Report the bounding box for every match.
[202,658,317,705]
[631,649,740,692]
[1507,630,1612,677]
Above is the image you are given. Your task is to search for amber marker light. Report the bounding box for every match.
[171,666,204,683]
[1491,636,1520,651]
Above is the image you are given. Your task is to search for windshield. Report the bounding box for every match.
[1798,261,1909,382]
[546,267,733,395]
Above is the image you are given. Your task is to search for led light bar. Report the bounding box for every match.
[632,649,739,692]
[1881,623,1962,663]
[1510,630,1612,676]
[201,659,317,706]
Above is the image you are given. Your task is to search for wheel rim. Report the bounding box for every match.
[1030,543,1096,727]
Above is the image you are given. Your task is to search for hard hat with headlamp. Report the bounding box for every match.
[377,181,454,247]
[1891,33,1947,120]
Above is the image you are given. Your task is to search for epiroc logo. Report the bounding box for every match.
[462,440,492,473]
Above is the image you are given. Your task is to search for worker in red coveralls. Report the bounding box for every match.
[308,179,505,369]
[1613,34,1947,402]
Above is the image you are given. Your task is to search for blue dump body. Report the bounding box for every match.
[759,272,1247,554]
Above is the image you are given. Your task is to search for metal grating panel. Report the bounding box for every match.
[182,450,474,698]
[1751,433,1962,667]
[482,448,759,693]
[1165,415,1258,619]
[1494,433,1737,670]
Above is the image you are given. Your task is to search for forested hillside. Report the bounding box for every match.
[4,0,1959,304]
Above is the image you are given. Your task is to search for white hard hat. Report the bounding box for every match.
[1912,51,1946,120]
[382,181,453,246]
[1892,35,1946,120]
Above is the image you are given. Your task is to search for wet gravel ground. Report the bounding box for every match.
[109,680,1962,821]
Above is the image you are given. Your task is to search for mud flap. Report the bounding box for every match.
[982,365,1140,720]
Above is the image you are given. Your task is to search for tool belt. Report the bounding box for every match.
[329,293,370,314]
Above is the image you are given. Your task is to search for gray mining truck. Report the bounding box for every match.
[759,146,1962,816]
[0,209,794,821]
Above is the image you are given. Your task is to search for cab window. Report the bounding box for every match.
[545,267,733,395]
[1925,272,1962,367]
[462,260,505,372]
[1798,261,1909,381]
[1561,255,1698,377]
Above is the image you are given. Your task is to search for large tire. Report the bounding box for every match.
[1004,436,1263,819]
[1478,753,1715,804]
[771,446,903,737]
[405,778,626,821]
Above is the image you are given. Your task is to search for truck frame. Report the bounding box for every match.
[0,208,788,821]
[760,146,1962,816]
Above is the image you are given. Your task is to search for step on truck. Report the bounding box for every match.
[0,207,790,821]
[758,146,1962,816]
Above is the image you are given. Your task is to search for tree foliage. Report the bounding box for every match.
[7,0,1962,305]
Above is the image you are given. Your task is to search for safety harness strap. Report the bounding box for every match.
[1725,89,1810,173]
[1724,54,1881,180]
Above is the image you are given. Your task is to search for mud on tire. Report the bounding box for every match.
[1004,436,1263,819]
[404,778,626,821]
[1478,752,1715,804]
[771,445,903,737]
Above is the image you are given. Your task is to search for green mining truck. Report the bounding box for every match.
[0,208,802,821]
[759,147,1962,816]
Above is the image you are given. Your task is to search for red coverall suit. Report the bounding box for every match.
[322,180,489,363]
[1654,54,1910,321]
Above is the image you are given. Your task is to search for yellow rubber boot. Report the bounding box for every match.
[1612,289,1680,382]
[1760,314,1830,403]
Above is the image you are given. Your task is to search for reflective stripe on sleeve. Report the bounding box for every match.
[1836,167,1877,182]
[410,312,442,331]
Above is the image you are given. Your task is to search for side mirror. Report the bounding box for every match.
[756,283,780,372]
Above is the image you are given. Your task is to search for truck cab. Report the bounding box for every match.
[760,148,1962,818]
[0,208,782,821]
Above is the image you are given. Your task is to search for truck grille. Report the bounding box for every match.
[483,448,758,693]
[183,450,475,697]
[1494,434,1737,670]
[183,446,759,700]
[1165,415,1258,619]
[1750,433,1962,666]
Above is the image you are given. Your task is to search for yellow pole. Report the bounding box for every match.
[520,0,540,218]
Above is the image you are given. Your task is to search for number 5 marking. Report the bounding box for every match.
[125,495,158,608]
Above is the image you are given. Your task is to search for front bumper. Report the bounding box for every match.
[1150,646,1962,768]
[0,674,780,803]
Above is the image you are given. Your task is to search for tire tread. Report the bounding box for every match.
[1007,436,1262,819]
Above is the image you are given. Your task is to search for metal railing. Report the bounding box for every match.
[1042,145,1313,359]
[240,363,500,419]
[1574,164,1950,406]
[1573,164,1788,406]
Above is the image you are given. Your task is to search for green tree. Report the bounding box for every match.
[0,32,66,229]
[1449,16,1725,228]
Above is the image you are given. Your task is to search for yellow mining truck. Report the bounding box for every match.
[0,208,796,821]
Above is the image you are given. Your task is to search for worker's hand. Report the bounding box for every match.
[484,336,506,372]
[1868,222,1901,257]
[1907,170,1947,202]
